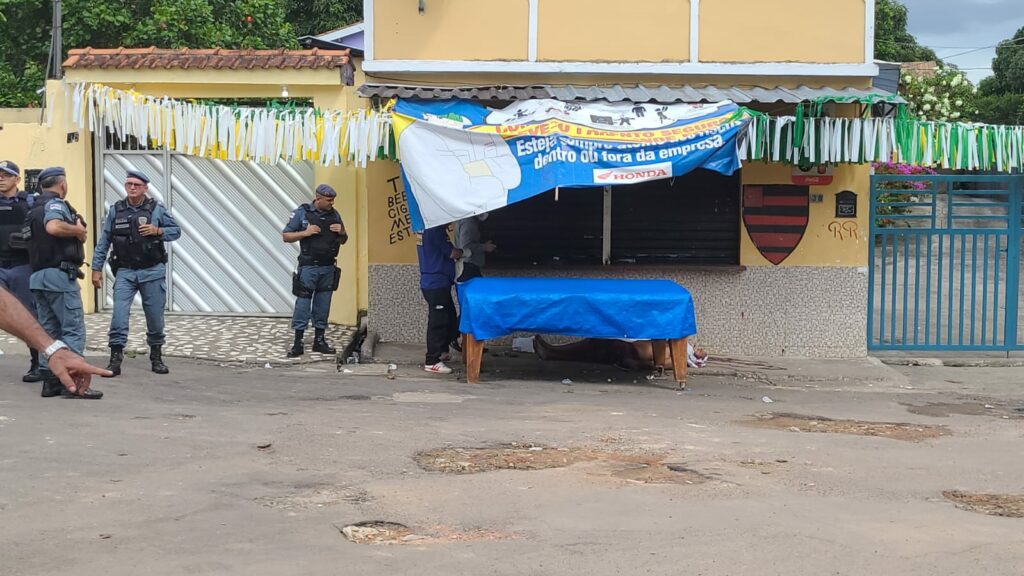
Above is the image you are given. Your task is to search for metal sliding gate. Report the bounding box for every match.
[96,137,315,315]
[868,174,1024,351]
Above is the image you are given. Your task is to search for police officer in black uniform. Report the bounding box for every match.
[0,160,42,382]
[24,166,102,399]
[281,184,347,357]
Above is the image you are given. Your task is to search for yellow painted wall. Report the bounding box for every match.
[0,82,95,309]
[537,0,690,62]
[366,160,417,265]
[374,0,529,61]
[740,163,870,267]
[700,0,865,63]
[372,0,865,64]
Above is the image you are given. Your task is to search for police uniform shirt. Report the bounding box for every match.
[282,205,320,235]
[91,198,181,283]
[28,196,81,292]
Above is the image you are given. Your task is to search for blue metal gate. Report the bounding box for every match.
[868,174,1024,351]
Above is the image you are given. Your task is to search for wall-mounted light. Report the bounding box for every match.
[281,85,289,98]
[418,0,425,14]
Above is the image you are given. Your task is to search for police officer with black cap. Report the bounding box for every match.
[91,169,181,376]
[0,159,44,382]
[281,183,347,357]
[24,166,102,399]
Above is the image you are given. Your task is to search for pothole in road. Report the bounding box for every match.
[906,402,1024,420]
[337,521,513,545]
[943,491,1024,518]
[415,443,712,485]
[255,486,371,510]
[414,443,594,473]
[744,413,949,442]
[339,521,413,544]
[613,463,711,485]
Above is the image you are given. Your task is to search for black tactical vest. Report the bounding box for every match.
[25,193,85,272]
[0,192,32,264]
[110,198,167,271]
[298,204,344,265]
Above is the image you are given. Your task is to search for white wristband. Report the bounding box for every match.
[43,340,69,360]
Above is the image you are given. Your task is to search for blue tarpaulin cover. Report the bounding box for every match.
[457,278,697,341]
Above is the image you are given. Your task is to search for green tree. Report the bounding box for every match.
[874,0,939,63]
[1,0,300,107]
[986,26,1024,95]
[287,0,361,38]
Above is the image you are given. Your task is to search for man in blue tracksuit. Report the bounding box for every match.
[0,160,43,382]
[417,225,462,374]
[91,170,181,376]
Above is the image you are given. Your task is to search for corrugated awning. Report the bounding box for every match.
[358,83,904,105]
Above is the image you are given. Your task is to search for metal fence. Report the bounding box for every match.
[868,174,1023,351]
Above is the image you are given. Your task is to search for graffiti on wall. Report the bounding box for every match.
[385,176,413,245]
[828,220,859,241]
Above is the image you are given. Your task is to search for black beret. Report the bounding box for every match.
[38,166,66,181]
[315,183,337,198]
[125,170,150,184]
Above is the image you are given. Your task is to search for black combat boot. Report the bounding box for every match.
[150,345,169,374]
[41,370,103,399]
[312,328,336,355]
[287,330,304,358]
[22,349,42,382]
[105,346,124,377]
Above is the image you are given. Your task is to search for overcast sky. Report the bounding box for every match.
[902,0,1024,84]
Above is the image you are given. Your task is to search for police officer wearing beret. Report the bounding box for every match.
[0,160,44,382]
[281,183,347,357]
[24,166,102,399]
[91,170,181,376]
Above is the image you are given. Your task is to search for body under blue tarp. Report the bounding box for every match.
[457,277,697,341]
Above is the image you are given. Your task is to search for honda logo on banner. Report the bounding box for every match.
[593,162,672,184]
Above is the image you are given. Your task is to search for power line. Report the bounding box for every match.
[940,36,1024,60]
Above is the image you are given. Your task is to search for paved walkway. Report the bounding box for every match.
[0,312,356,365]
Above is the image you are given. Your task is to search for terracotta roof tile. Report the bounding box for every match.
[63,47,350,71]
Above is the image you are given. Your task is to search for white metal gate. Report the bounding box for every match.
[96,145,314,315]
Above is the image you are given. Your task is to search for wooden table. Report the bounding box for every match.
[463,334,689,388]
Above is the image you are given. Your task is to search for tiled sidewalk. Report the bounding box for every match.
[0,312,355,365]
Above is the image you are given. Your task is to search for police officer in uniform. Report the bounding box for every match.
[0,160,43,382]
[281,184,347,357]
[91,170,181,376]
[24,166,102,399]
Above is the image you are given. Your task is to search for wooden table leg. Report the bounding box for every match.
[652,340,670,371]
[463,332,483,384]
[668,337,688,389]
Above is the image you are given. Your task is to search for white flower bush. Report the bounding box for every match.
[900,65,978,122]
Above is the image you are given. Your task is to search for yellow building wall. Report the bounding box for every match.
[700,0,865,63]
[374,0,529,61]
[366,160,418,265]
[0,82,95,309]
[371,0,865,64]
[740,163,870,267]
[537,0,690,62]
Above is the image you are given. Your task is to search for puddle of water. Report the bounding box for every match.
[943,491,1024,518]
[744,413,949,442]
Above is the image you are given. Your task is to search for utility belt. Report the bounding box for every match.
[292,263,342,298]
[59,261,85,281]
[298,255,337,267]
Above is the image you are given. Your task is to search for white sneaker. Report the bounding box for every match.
[423,362,453,374]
